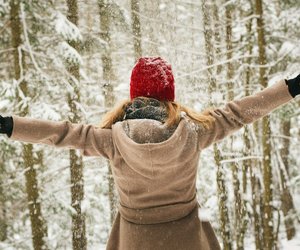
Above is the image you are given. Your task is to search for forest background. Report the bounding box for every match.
[0,0,300,249]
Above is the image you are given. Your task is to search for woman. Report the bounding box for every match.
[0,57,299,250]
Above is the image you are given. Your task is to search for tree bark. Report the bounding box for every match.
[255,0,274,248]
[143,0,159,55]
[0,162,8,241]
[131,0,142,60]
[214,145,232,250]
[201,0,216,92]
[225,2,247,248]
[250,165,264,250]
[243,13,264,250]
[279,120,296,240]
[201,1,232,249]
[66,1,87,249]
[98,0,118,226]
[245,20,264,247]
[10,1,48,249]
[212,0,223,75]
[225,1,234,101]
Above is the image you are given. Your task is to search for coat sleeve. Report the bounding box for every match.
[10,115,114,159]
[198,79,293,150]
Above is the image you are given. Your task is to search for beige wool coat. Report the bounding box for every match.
[10,80,293,250]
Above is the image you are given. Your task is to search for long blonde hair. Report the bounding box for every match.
[100,97,215,129]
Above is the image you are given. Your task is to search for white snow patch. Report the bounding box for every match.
[232,137,244,151]
[53,11,82,41]
[59,41,83,65]
[198,207,212,222]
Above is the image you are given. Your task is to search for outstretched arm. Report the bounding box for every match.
[198,76,299,150]
[0,115,114,159]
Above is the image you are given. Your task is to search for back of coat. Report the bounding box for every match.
[107,116,221,250]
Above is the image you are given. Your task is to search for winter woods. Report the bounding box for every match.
[0,0,300,249]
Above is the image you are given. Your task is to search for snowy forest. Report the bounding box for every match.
[0,0,300,249]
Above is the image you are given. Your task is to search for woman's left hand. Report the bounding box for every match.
[286,74,300,98]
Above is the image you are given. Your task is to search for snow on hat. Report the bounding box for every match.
[130,57,175,101]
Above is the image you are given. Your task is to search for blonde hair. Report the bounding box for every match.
[100,97,215,129]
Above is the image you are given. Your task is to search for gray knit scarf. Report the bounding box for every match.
[124,97,167,123]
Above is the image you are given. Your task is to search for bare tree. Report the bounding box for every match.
[201,1,232,249]
[131,0,142,60]
[0,161,7,241]
[98,0,118,226]
[66,0,87,249]
[279,120,296,240]
[242,9,264,249]
[10,1,47,249]
[143,0,160,55]
[255,0,274,248]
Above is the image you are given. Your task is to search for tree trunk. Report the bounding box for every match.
[225,2,242,247]
[250,165,264,250]
[226,3,248,248]
[201,1,232,249]
[143,0,159,55]
[279,120,296,240]
[281,121,291,177]
[201,0,216,92]
[98,0,118,226]
[248,15,265,248]
[214,145,232,250]
[0,162,7,241]
[255,0,274,248]
[241,125,251,246]
[10,1,48,249]
[225,1,234,101]
[243,13,264,250]
[245,20,263,248]
[212,0,223,75]
[66,1,87,249]
[131,0,142,60]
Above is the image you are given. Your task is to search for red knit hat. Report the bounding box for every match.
[130,57,175,101]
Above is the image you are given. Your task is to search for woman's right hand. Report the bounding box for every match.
[0,115,13,137]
